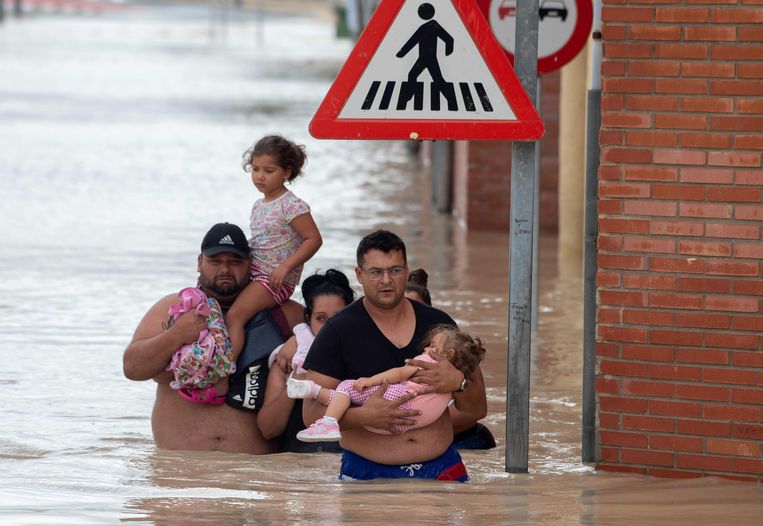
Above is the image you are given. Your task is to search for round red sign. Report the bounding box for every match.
[477,0,593,74]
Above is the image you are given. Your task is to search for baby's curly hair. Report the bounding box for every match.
[242,134,307,182]
[421,325,486,378]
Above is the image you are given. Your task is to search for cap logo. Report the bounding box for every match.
[219,235,234,245]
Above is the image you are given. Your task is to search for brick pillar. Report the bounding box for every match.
[596,0,763,481]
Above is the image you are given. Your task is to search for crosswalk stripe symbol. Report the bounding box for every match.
[362,81,382,110]
[459,83,475,112]
[360,80,496,113]
[310,0,543,141]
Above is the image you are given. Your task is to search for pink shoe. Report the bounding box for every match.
[296,418,341,442]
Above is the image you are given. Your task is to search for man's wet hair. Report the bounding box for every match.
[356,230,407,266]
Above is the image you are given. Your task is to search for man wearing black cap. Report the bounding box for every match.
[123,223,304,454]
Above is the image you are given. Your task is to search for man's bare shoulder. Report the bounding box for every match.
[130,293,177,342]
[147,293,178,318]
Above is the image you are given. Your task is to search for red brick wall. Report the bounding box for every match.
[596,0,763,481]
[452,71,560,231]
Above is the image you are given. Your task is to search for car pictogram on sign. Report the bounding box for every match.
[498,0,516,20]
[539,0,568,21]
[478,0,592,73]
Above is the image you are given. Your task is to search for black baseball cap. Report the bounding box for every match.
[200,223,250,259]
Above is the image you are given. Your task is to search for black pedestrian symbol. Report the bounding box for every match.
[360,2,494,114]
[396,2,457,111]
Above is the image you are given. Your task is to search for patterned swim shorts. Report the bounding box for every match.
[339,446,469,482]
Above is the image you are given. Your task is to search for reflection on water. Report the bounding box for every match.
[0,3,761,525]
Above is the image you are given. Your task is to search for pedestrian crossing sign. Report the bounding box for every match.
[309,0,544,140]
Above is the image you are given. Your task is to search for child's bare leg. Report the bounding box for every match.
[324,392,351,421]
[314,388,333,406]
[226,281,278,358]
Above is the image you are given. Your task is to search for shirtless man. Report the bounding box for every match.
[303,230,487,481]
[123,223,303,454]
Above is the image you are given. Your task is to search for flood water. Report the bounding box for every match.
[0,2,761,524]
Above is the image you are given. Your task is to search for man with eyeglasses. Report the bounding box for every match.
[303,230,487,481]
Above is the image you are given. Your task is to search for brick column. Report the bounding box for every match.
[596,0,763,481]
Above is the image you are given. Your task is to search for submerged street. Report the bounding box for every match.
[0,2,761,524]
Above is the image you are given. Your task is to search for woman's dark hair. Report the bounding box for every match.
[406,268,431,305]
[242,134,307,182]
[301,269,356,321]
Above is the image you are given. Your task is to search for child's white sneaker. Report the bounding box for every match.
[296,418,341,442]
[287,376,321,399]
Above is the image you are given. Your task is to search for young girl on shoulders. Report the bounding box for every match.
[290,325,486,442]
[226,135,323,382]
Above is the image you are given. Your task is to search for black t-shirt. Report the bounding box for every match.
[303,298,456,381]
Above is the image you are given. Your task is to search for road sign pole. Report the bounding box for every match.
[506,0,540,474]
[582,0,603,466]
[532,76,542,332]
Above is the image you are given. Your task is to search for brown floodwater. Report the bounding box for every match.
[116,232,762,525]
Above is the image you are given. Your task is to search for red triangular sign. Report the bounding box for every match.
[310,0,544,141]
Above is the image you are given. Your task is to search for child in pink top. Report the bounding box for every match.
[289,325,487,442]
[224,135,323,395]
[165,287,235,405]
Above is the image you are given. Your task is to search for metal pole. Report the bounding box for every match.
[582,0,603,465]
[582,88,600,464]
[506,0,540,473]
[432,140,453,213]
[532,76,542,331]
[357,0,366,36]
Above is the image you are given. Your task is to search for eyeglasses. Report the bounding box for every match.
[361,266,406,280]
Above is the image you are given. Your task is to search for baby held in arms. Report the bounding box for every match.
[289,325,486,442]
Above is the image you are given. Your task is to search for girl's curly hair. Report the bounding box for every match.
[242,134,307,182]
